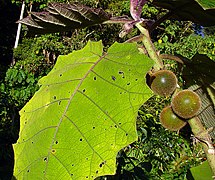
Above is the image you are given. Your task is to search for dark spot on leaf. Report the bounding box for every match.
[22,139,24,141]
[111,76,116,81]
[110,126,113,128]
[23,110,26,113]
[93,127,95,129]
[27,170,30,173]
[128,69,131,71]
[59,74,62,77]
[80,138,82,142]
[96,170,99,174]
[126,133,128,136]
[86,176,88,178]
[93,76,97,80]
[71,174,73,176]
[120,92,122,94]
[135,79,138,81]
[72,164,74,166]
[119,122,121,125]
[58,101,61,105]
[24,121,27,124]
[53,96,56,100]
[52,149,56,153]
[83,89,86,93]
[127,82,130,85]
[86,158,88,160]
[111,144,113,146]
[114,125,118,128]
[43,171,45,174]
[99,161,106,168]
[122,76,125,78]
[55,141,58,144]
[104,128,106,130]
[119,71,123,74]
[44,157,47,162]
[31,141,33,144]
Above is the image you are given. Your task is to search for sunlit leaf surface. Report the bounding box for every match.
[13,41,153,179]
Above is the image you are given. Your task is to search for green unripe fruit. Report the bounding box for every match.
[171,90,201,119]
[159,106,187,131]
[150,70,177,96]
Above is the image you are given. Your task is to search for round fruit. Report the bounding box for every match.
[159,106,187,131]
[171,90,201,119]
[150,70,177,96]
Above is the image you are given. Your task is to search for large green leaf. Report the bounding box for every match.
[13,41,153,179]
[152,0,215,26]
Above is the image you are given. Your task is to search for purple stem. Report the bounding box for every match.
[130,0,147,20]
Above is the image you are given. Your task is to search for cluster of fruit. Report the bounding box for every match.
[148,70,201,131]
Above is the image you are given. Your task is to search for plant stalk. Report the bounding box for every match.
[135,22,163,70]
[188,117,215,177]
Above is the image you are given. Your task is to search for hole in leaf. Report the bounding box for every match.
[135,79,138,81]
[119,71,124,74]
[93,76,97,80]
[53,96,56,99]
[119,122,121,125]
[27,170,30,173]
[86,176,88,178]
[72,164,74,166]
[111,76,116,81]
[31,141,34,144]
[96,170,98,174]
[114,125,118,128]
[127,82,130,85]
[83,89,86,93]
[71,174,73,176]
[126,133,128,136]
[55,141,58,144]
[59,74,62,77]
[80,138,83,142]
[93,126,95,129]
[44,157,47,162]
[58,101,61,105]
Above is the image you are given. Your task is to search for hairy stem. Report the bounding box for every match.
[135,23,163,70]
[188,117,215,177]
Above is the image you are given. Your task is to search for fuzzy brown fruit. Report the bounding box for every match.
[159,106,187,131]
[150,70,177,96]
[171,90,201,119]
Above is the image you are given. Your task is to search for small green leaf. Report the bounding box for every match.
[13,41,153,179]
[152,0,215,26]
[188,161,213,180]
[196,0,215,9]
